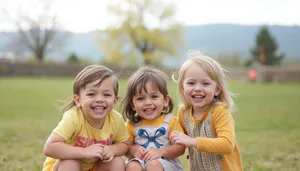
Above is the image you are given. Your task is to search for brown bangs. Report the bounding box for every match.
[134,72,166,96]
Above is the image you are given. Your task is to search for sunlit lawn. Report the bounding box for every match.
[0,77,300,171]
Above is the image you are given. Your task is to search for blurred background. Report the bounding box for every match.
[0,0,299,170]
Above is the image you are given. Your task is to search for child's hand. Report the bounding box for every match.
[132,146,146,160]
[82,144,104,160]
[101,145,114,162]
[170,131,197,147]
[142,148,162,161]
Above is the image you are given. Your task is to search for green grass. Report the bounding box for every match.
[1,77,300,171]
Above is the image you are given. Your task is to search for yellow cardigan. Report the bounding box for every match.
[177,104,243,171]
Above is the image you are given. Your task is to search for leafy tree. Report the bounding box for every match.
[97,0,184,65]
[250,26,285,65]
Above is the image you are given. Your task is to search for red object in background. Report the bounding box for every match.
[248,68,257,82]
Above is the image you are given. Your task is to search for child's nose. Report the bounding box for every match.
[194,84,202,91]
[95,96,104,103]
[145,98,152,105]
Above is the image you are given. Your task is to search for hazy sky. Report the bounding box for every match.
[1,0,299,32]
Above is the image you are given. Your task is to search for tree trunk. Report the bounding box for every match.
[35,48,44,63]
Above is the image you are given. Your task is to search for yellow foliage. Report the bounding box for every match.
[95,0,185,65]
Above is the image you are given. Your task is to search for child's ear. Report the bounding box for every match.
[73,94,81,107]
[164,95,170,107]
[215,85,222,96]
[113,96,119,106]
[130,102,136,111]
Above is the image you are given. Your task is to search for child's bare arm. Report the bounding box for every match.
[100,141,130,162]
[109,140,131,156]
[126,145,146,160]
[171,130,197,147]
[43,132,103,160]
[159,144,185,158]
[142,144,185,161]
[125,141,146,159]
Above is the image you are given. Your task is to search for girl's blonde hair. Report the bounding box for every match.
[122,66,174,123]
[62,65,118,112]
[174,50,235,112]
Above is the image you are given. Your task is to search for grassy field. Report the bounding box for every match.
[0,77,300,171]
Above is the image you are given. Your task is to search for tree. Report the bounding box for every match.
[66,52,80,63]
[97,0,184,66]
[3,1,68,62]
[250,26,285,65]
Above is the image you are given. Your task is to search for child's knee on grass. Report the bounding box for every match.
[53,159,81,171]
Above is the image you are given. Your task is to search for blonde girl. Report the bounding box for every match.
[171,51,243,171]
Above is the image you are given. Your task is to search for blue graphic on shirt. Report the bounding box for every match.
[138,127,166,148]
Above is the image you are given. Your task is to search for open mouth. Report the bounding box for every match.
[143,108,155,114]
[192,95,204,100]
[91,106,106,112]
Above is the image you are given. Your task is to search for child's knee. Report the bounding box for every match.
[110,157,125,166]
[145,160,163,170]
[126,161,143,170]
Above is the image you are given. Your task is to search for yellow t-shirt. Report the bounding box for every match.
[126,114,183,143]
[43,107,129,171]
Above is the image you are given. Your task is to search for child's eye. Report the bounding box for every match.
[152,95,159,99]
[103,93,112,97]
[203,82,210,86]
[187,82,194,85]
[87,93,95,96]
[136,97,144,101]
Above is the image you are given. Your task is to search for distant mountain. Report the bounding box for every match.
[1,24,300,64]
[184,24,300,58]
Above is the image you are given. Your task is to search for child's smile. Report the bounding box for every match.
[91,105,106,115]
[74,76,118,127]
[143,107,156,115]
[132,81,169,121]
[183,64,220,113]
